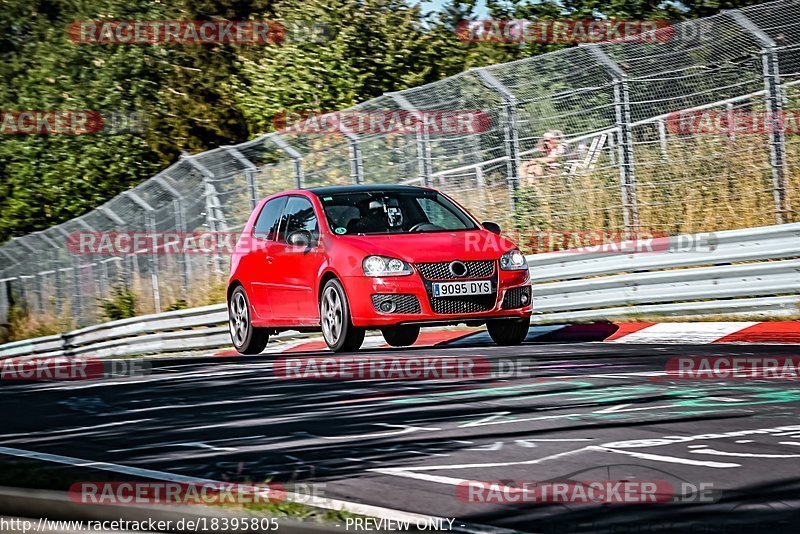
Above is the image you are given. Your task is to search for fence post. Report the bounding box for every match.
[387,93,432,186]
[339,119,364,185]
[657,119,669,162]
[0,277,10,326]
[269,134,305,188]
[12,237,42,313]
[223,146,260,209]
[54,227,83,321]
[153,175,191,296]
[474,67,520,214]
[728,9,790,224]
[184,155,228,276]
[172,198,190,294]
[34,231,62,314]
[97,205,127,300]
[584,44,639,234]
[124,191,161,314]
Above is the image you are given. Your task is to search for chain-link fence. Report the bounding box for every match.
[1,0,799,329]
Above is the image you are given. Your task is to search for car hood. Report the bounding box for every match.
[335,230,517,263]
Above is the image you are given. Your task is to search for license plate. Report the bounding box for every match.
[433,281,492,297]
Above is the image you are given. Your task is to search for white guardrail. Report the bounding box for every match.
[2,222,799,360]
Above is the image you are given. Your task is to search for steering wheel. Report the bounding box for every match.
[409,222,445,233]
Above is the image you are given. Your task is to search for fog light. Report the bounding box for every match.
[521,293,529,304]
[380,300,396,313]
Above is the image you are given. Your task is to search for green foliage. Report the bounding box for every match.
[0,0,773,245]
[101,285,137,321]
[166,299,189,311]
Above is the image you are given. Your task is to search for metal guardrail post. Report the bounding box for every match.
[33,231,62,313]
[475,68,520,215]
[184,155,228,276]
[387,93,432,187]
[584,44,639,234]
[657,119,668,162]
[223,146,260,209]
[172,198,190,294]
[124,191,161,314]
[96,205,129,306]
[338,116,364,185]
[33,231,60,312]
[54,226,83,321]
[11,238,41,312]
[98,206,125,227]
[184,156,229,231]
[0,277,10,325]
[269,134,305,188]
[728,9,791,224]
[154,175,191,295]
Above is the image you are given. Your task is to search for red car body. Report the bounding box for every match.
[227,185,532,352]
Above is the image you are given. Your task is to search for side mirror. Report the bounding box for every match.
[287,230,315,249]
[483,221,502,235]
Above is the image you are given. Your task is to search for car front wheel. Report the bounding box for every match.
[229,286,269,354]
[487,319,529,346]
[381,325,420,347]
[320,279,365,352]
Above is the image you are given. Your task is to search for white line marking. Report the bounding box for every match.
[0,446,456,527]
[0,419,152,440]
[373,447,591,474]
[588,446,740,467]
[319,423,441,440]
[690,448,800,459]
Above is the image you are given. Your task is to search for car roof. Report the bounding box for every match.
[307,184,431,195]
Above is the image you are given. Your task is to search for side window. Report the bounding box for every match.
[279,196,319,243]
[253,197,287,240]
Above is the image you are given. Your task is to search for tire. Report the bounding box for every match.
[487,319,529,346]
[320,279,365,352]
[381,325,420,347]
[229,286,269,354]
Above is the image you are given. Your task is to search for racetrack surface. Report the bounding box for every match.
[2,336,800,533]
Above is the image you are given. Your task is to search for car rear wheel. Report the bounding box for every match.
[381,325,420,347]
[487,319,529,346]
[229,286,269,354]
[320,279,365,352]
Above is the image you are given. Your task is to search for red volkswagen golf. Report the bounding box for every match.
[227,185,532,353]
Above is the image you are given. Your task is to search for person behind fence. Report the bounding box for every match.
[519,130,567,185]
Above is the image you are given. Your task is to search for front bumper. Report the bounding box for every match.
[343,267,532,328]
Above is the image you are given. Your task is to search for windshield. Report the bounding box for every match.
[317,190,478,235]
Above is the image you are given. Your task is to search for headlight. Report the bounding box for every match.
[362,255,412,277]
[500,249,528,270]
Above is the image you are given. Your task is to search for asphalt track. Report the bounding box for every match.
[2,334,800,533]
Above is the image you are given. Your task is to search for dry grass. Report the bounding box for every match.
[4,307,75,343]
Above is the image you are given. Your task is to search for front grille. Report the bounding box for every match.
[415,260,495,280]
[371,294,421,314]
[430,295,496,314]
[502,286,532,309]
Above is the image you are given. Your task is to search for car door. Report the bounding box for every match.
[247,196,287,321]
[268,196,324,324]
